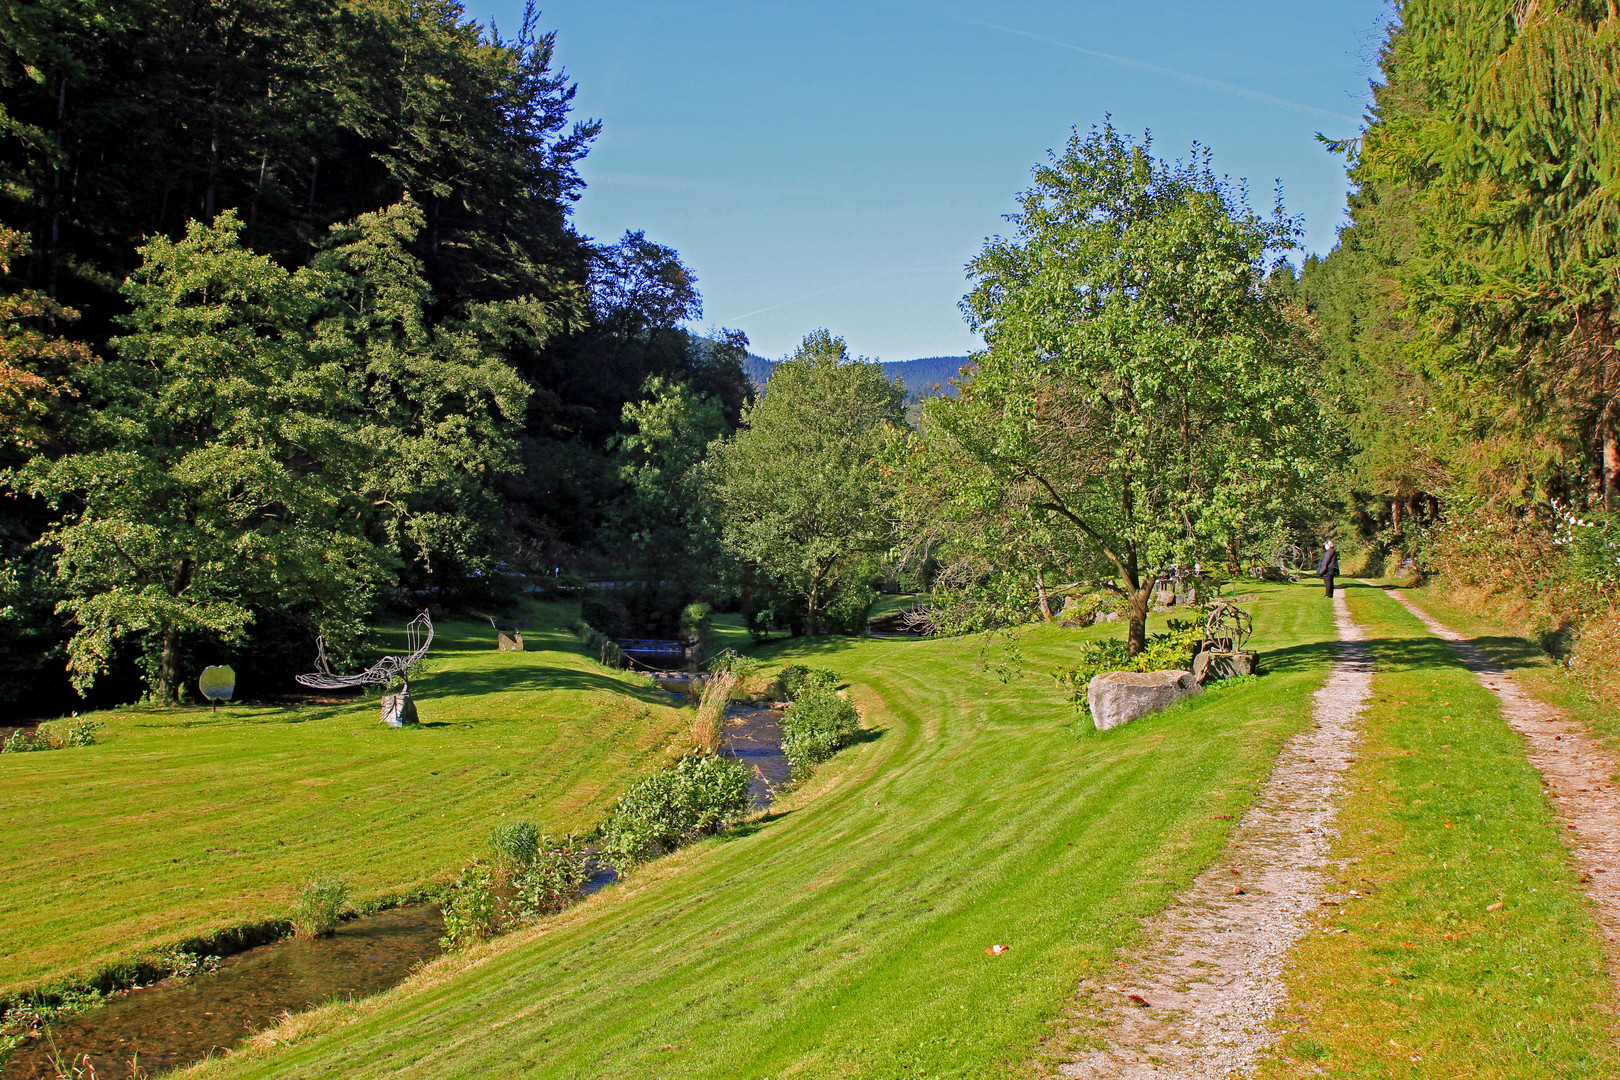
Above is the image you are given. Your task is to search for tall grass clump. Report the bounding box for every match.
[779,690,861,774]
[290,875,350,939]
[487,819,540,880]
[599,754,752,872]
[690,670,738,753]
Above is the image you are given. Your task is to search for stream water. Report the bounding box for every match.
[2,906,442,1080]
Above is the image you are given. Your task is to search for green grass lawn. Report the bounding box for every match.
[183,582,1340,1079]
[0,602,688,1000]
[1259,583,1618,1078]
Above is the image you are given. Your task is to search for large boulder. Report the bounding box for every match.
[1087,670,1199,732]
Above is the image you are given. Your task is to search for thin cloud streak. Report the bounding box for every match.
[963,18,1361,128]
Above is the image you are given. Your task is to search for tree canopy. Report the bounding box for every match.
[710,331,905,637]
[902,124,1334,653]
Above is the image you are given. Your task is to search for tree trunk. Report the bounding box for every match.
[1035,567,1054,621]
[1392,499,1402,532]
[804,580,820,637]
[159,628,183,704]
[1126,581,1153,657]
[158,557,194,702]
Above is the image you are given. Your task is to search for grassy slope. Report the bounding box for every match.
[190,583,1338,1080]
[1259,583,1618,1078]
[0,603,687,999]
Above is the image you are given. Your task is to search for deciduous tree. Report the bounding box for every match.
[914,124,1332,654]
[710,331,904,636]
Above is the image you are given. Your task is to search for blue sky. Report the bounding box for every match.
[463,1,1393,362]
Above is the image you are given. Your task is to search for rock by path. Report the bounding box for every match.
[1373,584,1620,986]
[1050,594,1373,1079]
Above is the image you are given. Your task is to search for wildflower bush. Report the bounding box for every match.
[780,690,862,774]
[441,825,593,949]
[440,862,498,948]
[1,718,101,753]
[598,754,752,872]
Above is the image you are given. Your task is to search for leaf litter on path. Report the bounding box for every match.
[1046,595,1374,1079]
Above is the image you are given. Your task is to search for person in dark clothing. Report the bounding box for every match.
[1317,539,1340,598]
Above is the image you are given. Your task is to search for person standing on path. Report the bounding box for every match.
[1317,539,1340,598]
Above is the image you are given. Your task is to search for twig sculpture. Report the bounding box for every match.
[296,611,434,726]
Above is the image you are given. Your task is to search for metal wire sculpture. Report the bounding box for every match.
[1272,543,1307,572]
[1203,600,1254,654]
[296,611,434,691]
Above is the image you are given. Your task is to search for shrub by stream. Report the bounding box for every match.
[598,754,752,872]
[779,691,861,774]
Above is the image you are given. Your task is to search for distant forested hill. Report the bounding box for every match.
[744,353,970,399]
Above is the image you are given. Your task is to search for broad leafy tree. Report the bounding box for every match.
[912,123,1332,654]
[18,205,542,701]
[18,213,387,700]
[710,331,905,636]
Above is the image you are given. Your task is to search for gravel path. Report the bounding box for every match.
[1051,594,1372,1079]
[1374,584,1620,987]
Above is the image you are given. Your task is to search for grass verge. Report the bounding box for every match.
[0,601,687,1000]
[1257,582,1618,1078]
[1399,582,1620,748]
[180,583,1339,1079]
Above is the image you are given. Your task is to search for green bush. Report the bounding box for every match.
[780,690,861,774]
[580,596,629,637]
[777,665,838,701]
[440,862,498,948]
[510,834,592,918]
[290,875,350,939]
[1052,618,1206,718]
[598,754,753,872]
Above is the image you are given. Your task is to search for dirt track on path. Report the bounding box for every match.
[1375,584,1620,988]
[1048,594,1372,1080]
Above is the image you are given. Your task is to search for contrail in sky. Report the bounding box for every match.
[963,18,1362,127]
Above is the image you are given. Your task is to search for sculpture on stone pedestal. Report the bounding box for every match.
[1194,600,1257,684]
[296,612,434,726]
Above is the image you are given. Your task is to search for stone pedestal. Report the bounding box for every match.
[381,684,419,727]
[1192,649,1258,685]
[497,632,523,651]
[1087,670,1199,731]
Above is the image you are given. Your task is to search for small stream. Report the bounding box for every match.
[2,906,442,1080]
[723,702,791,807]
